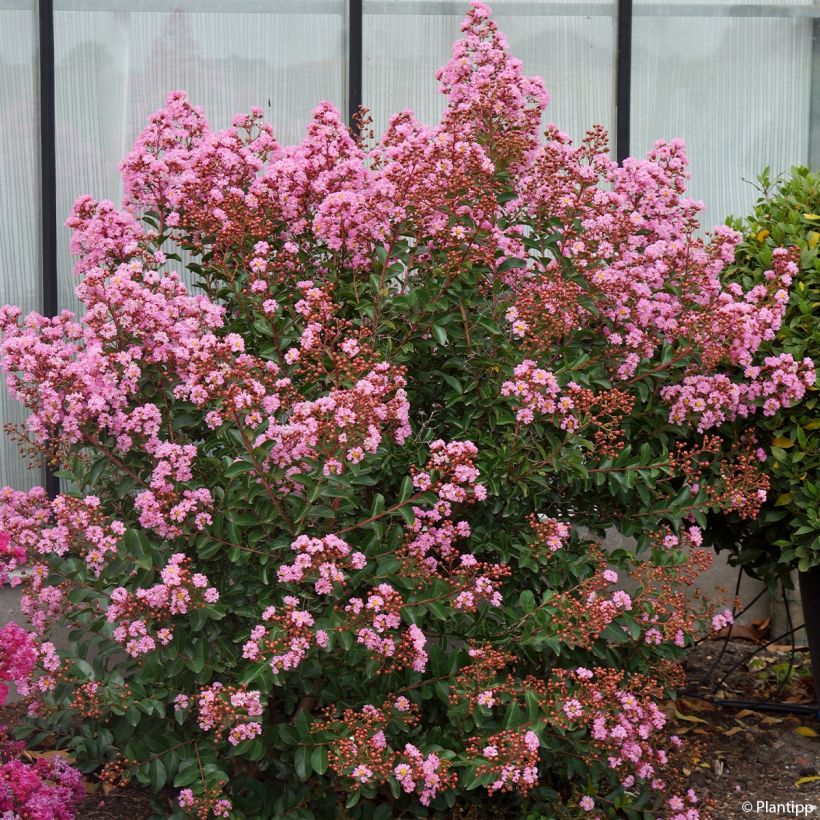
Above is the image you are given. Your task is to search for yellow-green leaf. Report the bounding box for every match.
[674,709,708,724]
[795,775,820,786]
[805,419,820,430]
[794,725,818,737]
[803,213,820,220]
[775,493,793,507]
[772,437,794,448]
[809,231,820,249]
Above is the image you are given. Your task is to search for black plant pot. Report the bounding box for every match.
[798,566,820,717]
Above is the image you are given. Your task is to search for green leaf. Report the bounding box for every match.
[310,745,328,776]
[373,805,393,820]
[502,700,522,729]
[124,529,153,570]
[294,746,312,781]
[186,640,207,673]
[518,590,536,612]
[224,459,254,478]
[523,688,541,723]
[150,758,167,792]
[173,761,200,788]
[399,475,414,502]
[497,256,527,273]
[125,704,141,727]
[370,493,386,517]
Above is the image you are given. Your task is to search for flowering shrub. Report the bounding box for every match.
[0,3,813,818]
[701,167,819,580]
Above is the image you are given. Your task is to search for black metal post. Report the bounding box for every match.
[798,567,820,716]
[347,0,363,131]
[810,18,820,173]
[615,0,632,163]
[38,0,60,499]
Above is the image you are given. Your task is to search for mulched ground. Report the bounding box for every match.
[674,639,820,819]
[2,639,817,819]
[77,788,156,819]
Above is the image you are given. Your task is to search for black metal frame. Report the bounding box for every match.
[347,0,363,130]
[38,0,57,321]
[616,0,632,162]
[38,0,60,499]
[683,565,819,718]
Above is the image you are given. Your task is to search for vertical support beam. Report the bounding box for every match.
[810,18,820,173]
[38,0,60,499]
[798,568,820,716]
[615,0,632,163]
[347,0,363,131]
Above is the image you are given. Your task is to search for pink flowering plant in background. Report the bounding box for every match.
[0,725,84,820]
[0,3,814,818]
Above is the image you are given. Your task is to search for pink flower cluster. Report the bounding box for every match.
[436,2,549,167]
[241,597,326,676]
[504,116,810,424]
[317,700,458,804]
[0,489,124,579]
[134,441,213,539]
[711,608,734,632]
[465,728,541,795]
[415,439,487,503]
[529,515,572,556]
[254,361,411,484]
[662,353,815,431]
[0,199,223,451]
[190,682,264,746]
[119,89,210,215]
[500,360,576,429]
[106,554,218,657]
[277,533,366,594]
[0,728,84,820]
[0,491,131,644]
[178,787,232,819]
[402,441,508,608]
[572,676,684,798]
[392,744,452,806]
[343,585,429,673]
[0,623,37,705]
[0,488,50,586]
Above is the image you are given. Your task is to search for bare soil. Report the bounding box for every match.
[675,639,819,819]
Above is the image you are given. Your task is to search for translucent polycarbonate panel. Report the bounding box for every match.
[54,0,346,313]
[0,1,41,490]
[363,0,616,146]
[632,0,816,226]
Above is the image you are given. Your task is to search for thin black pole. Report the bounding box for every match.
[38,0,60,499]
[798,568,820,715]
[347,0,363,131]
[810,18,820,173]
[615,0,632,163]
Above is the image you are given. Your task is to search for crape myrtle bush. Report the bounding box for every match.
[0,3,814,818]
[701,167,820,581]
